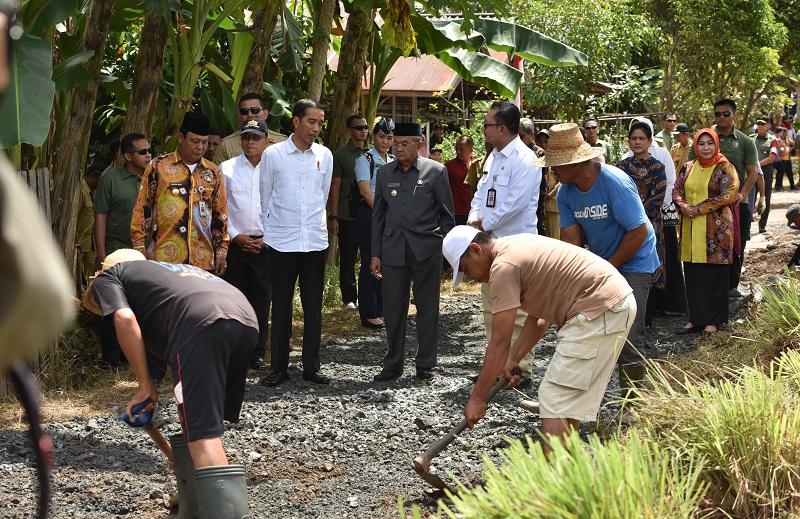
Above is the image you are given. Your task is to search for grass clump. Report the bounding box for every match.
[636,351,800,517]
[440,430,707,519]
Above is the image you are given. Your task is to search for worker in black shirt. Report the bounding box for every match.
[82,249,258,518]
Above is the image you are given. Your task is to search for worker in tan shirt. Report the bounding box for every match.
[443,226,636,449]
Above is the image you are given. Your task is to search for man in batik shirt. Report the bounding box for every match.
[131,112,229,275]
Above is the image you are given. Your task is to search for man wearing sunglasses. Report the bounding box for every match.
[583,119,613,163]
[689,98,759,297]
[655,113,678,149]
[214,92,286,164]
[93,133,152,368]
[329,113,370,309]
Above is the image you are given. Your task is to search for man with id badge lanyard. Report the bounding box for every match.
[468,100,541,386]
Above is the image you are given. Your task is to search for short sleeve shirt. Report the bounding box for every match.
[754,134,777,174]
[333,142,367,220]
[557,163,659,274]
[489,234,631,324]
[93,166,142,253]
[92,261,257,360]
[444,158,471,216]
[355,147,391,193]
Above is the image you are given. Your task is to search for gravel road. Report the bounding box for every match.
[0,283,742,519]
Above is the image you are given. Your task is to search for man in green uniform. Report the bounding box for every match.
[655,113,677,149]
[753,119,778,233]
[214,92,286,164]
[329,113,369,308]
[584,119,614,163]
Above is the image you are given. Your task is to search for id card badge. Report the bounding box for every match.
[198,200,208,217]
[486,188,497,208]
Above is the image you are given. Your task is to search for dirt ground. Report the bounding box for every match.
[0,192,798,518]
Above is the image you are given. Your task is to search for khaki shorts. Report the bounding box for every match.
[539,292,636,422]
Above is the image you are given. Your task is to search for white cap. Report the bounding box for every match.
[442,225,480,288]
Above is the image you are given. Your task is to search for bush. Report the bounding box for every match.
[744,272,800,356]
[439,118,487,164]
[439,430,707,518]
[636,351,800,517]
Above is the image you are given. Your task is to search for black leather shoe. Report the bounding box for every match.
[676,326,701,336]
[361,319,384,330]
[249,357,266,370]
[373,369,402,382]
[415,368,434,380]
[303,371,331,384]
[260,370,289,387]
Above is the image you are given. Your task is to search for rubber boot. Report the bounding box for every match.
[194,465,249,519]
[169,434,199,519]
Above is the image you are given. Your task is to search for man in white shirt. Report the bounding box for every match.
[468,100,541,384]
[221,117,271,371]
[259,99,334,387]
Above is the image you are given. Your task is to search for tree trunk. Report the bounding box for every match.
[238,2,281,99]
[307,0,337,102]
[121,11,169,137]
[51,0,114,265]
[326,8,372,149]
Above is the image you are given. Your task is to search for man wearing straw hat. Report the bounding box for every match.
[82,249,258,516]
[544,123,659,393]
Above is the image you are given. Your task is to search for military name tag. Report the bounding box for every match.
[486,188,497,208]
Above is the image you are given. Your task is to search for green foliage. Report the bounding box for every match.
[636,350,800,516]
[0,34,55,148]
[512,0,659,120]
[744,272,800,354]
[441,430,707,518]
[439,117,485,163]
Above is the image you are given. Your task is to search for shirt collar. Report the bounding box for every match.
[394,156,419,172]
[493,135,523,158]
[286,134,315,154]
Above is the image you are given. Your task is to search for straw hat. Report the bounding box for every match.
[81,249,146,315]
[536,123,604,168]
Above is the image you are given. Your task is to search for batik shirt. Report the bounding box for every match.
[130,151,228,270]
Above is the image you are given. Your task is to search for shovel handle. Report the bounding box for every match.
[421,377,508,460]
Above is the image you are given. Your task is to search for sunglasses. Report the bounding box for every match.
[584,125,598,130]
[350,125,369,131]
[239,107,264,116]
[666,118,677,122]
[714,110,733,118]
[131,148,152,156]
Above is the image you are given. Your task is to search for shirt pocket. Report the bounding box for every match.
[494,171,512,187]
[543,341,598,390]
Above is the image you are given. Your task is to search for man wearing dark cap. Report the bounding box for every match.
[371,122,455,381]
[220,117,271,370]
[131,111,229,275]
[752,119,778,233]
[787,205,800,267]
[669,123,692,172]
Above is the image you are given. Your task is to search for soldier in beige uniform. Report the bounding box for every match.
[214,92,286,164]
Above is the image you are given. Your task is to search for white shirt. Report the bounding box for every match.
[259,135,333,252]
[468,136,541,237]
[622,144,676,209]
[220,154,263,239]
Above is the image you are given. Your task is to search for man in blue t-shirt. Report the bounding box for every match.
[540,123,659,393]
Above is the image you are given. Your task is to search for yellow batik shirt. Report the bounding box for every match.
[130,151,229,270]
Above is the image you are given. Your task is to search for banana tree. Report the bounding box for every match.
[162,0,248,148]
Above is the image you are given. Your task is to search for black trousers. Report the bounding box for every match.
[381,248,442,372]
[730,202,751,289]
[685,262,729,326]
[338,218,358,304]
[224,240,271,359]
[650,225,686,314]
[100,317,123,363]
[759,168,774,231]
[356,204,382,321]
[775,160,795,190]
[269,248,327,374]
[454,214,468,226]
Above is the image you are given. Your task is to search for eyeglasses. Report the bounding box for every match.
[350,125,369,131]
[584,125,598,130]
[483,123,506,130]
[714,110,733,118]
[239,107,264,116]
[131,148,152,156]
[666,118,677,122]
